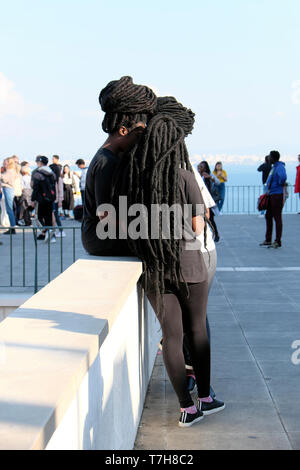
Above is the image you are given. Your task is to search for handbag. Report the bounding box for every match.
[257,193,270,211]
[257,169,275,212]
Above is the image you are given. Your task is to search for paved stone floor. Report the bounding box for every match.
[135,215,300,450]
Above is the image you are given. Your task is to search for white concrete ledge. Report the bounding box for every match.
[0,294,33,322]
[0,257,160,450]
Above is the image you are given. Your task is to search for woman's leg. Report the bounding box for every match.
[53,202,62,227]
[217,183,225,212]
[265,198,273,243]
[3,187,16,226]
[209,210,219,240]
[177,281,211,399]
[271,194,284,244]
[183,248,216,359]
[147,288,194,408]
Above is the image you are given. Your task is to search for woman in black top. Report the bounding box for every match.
[112,112,225,427]
[81,76,157,256]
[62,165,75,217]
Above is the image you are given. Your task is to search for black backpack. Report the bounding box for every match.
[33,172,56,203]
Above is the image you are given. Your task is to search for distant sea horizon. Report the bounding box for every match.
[27,161,298,188]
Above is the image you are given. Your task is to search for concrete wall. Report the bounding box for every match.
[0,257,160,450]
[0,294,33,322]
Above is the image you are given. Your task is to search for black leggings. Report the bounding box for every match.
[209,210,219,239]
[147,281,210,408]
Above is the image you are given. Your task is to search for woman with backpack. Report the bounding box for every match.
[31,156,56,241]
[198,161,220,242]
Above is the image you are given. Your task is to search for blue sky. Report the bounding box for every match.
[1,0,300,167]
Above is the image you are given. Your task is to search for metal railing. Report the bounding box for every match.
[221,185,299,214]
[1,185,299,291]
[0,225,83,293]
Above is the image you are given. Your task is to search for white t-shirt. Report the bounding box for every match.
[192,167,216,253]
[21,174,31,191]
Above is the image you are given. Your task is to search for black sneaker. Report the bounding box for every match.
[3,228,16,235]
[259,240,272,246]
[197,397,225,415]
[178,408,204,428]
[37,233,46,240]
[268,241,281,249]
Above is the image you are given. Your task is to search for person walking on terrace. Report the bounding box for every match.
[31,156,56,242]
[260,150,287,249]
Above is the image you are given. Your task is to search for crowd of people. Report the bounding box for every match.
[0,155,88,245]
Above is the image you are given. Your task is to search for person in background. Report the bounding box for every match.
[260,150,287,249]
[19,161,33,226]
[52,155,60,168]
[31,156,56,242]
[213,162,227,212]
[257,155,272,217]
[198,161,220,242]
[62,164,75,218]
[49,161,64,239]
[75,159,88,206]
[12,156,23,225]
[295,154,300,214]
[183,167,218,395]
[72,171,81,207]
[0,157,17,234]
[0,165,10,228]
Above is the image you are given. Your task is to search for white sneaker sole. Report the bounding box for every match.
[202,404,226,415]
[178,415,204,428]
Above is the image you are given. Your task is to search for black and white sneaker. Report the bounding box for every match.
[178,408,204,428]
[197,397,225,415]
